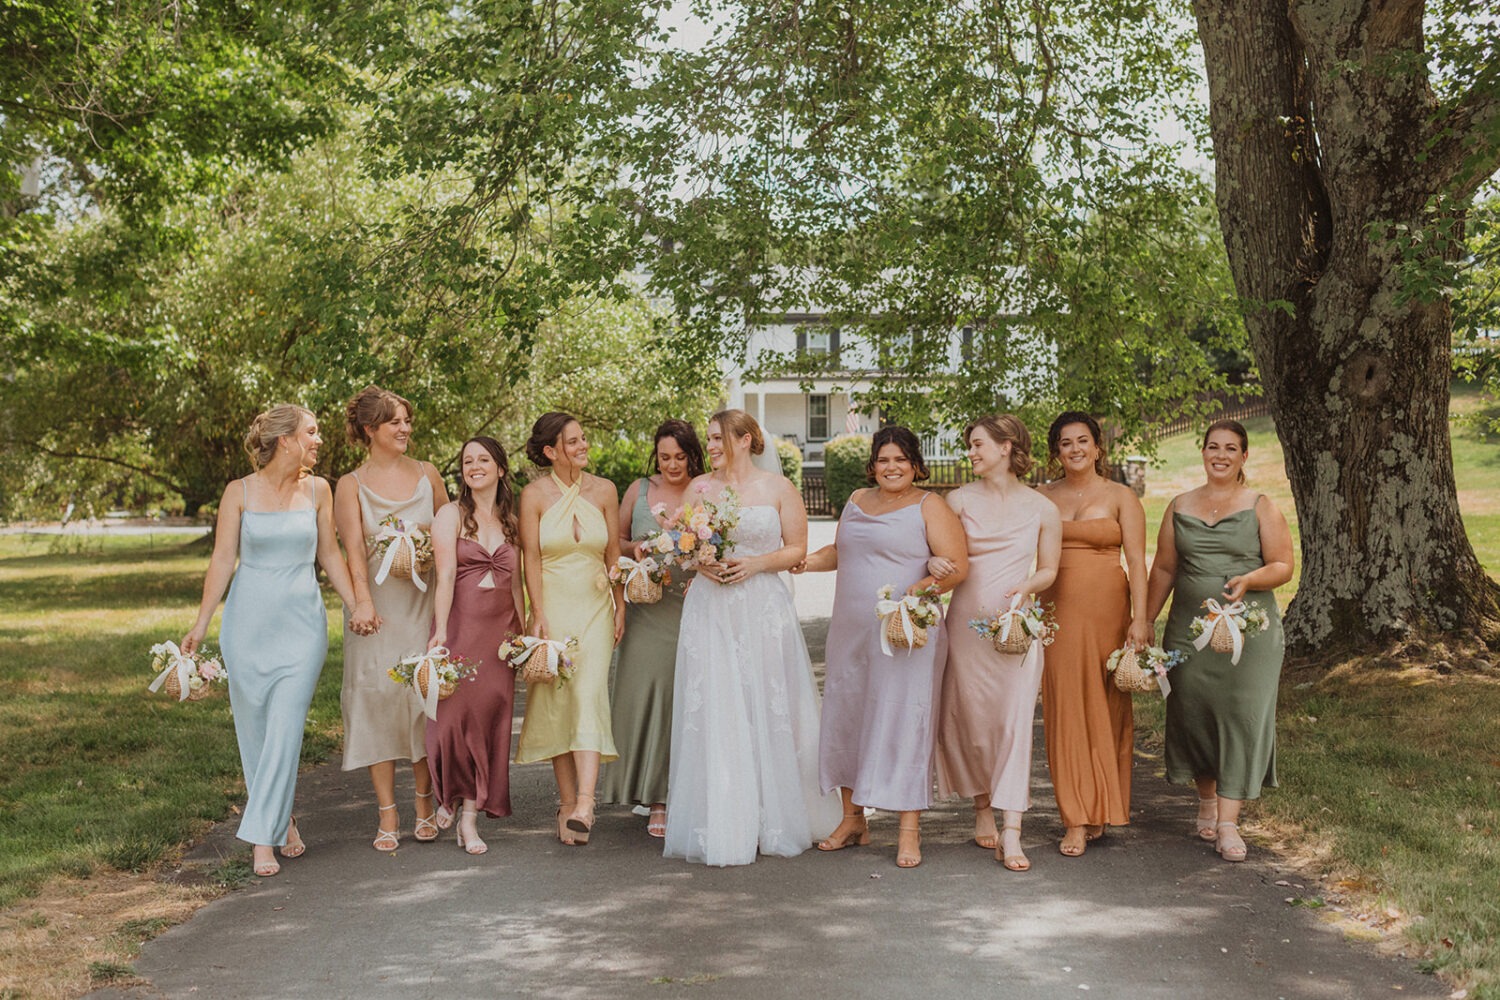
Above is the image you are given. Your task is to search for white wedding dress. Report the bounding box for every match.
[663,506,841,866]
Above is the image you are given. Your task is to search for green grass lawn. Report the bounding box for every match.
[0,534,346,907]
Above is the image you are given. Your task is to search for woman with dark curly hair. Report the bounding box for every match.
[599,419,706,839]
[423,437,524,855]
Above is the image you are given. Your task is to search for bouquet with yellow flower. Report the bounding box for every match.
[147,640,227,702]
[498,634,579,686]
[388,646,477,719]
[608,555,670,604]
[969,594,1057,656]
[874,584,942,654]
[647,486,742,571]
[369,515,434,591]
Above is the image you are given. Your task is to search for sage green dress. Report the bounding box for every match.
[600,480,686,806]
[1161,506,1285,800]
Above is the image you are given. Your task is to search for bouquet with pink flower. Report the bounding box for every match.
[646,486,742,570]
[147,640,227,702]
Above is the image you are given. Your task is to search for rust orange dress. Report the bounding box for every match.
[1038,518,1133,830]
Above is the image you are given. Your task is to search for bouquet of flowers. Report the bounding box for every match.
[370,515,434,591]
[646,486,742,571]
[498,634,579,686]
[874,584,943,654]
[609,555,670,605]
[969,594,1057,656]
[1106,645,1185,694]
[388,646,477,719]
[1188,599,1271,665]
[147,640,227,702]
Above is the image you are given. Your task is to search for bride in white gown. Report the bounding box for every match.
[663,409,841,866]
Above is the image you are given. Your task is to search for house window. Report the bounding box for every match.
[808,395,830,442]
[796,326,841,365]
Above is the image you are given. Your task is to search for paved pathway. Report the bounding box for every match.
[94,522,1446,999]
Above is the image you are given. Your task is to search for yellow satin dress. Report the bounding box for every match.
[515,474,619,763]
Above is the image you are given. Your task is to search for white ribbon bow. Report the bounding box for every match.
[147,641,196,702]
[996,593,1027,645]
[503,636,571,681]
[616,556,657,601]
[401,646,451,721]
[876,593,926,657]
[1192,599,1247,664]
[373,523,428,592]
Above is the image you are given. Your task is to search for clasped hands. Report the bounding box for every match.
[349,600,382,637]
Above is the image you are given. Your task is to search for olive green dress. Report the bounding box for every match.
[600,480,686,806]
[1161,506,1285,800]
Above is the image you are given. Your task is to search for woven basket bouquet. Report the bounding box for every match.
[1188,599,1270,665]
[609,555,670,605]
[147,640,227,702]
[498,634,579,686]
[1105,645,1185,693]
[370,515,434,591]
[969,594,1057,656]
[388,646,477,720]
[874,584,942,654]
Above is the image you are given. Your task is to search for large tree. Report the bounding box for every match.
[1193,1,1500,650]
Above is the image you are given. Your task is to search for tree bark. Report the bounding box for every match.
[1194,0,1500,653]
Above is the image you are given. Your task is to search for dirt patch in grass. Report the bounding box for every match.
[0,867,220,999]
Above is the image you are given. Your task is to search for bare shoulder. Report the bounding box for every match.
[308,475,333,501]
[433,500,460,527]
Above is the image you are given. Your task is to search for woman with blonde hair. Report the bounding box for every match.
[183,404,367,877]
[663,409,840,866]
[932,414,1061,872]
[334,386,450,851]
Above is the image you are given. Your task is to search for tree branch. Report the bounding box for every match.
[23,441,191,497]
[1426,80,1500,201]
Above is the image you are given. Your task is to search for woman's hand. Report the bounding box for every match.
[349,599,381,636]
[614,603,626,644]
[529,613,550,641]
[719,554,762,585]
[1127,618,1154,650]
[789,559,807,574]
[181,625,207,656]
[1223,575,1250,603]
[428,630,447,653]
[927,556,957,580]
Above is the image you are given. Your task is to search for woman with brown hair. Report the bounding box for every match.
[333,385,450,851]
[515,412,624,846]
[424,437,524,855]
[1037,411,1151,858]
[933,414,1061,872]
[1146,419,1293,863]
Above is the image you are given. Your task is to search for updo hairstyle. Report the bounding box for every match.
[865,426,930,484]
[964,413,1034,478]
[710,408,765,455]
[1046,411,1109,478]
[344,385,413,447]
[244,404,314,471]
[525,411,579,468]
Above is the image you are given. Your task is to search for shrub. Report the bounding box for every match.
[824,433,871,512]
[586,436,654,495]
[773,437,803,488]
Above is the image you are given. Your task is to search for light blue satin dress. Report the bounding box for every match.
[219,480,329,846]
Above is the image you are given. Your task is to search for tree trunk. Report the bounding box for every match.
[1194,0,1500,654]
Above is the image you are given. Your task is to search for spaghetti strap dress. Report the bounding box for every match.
[340,474,434,771]
[1161,506,1285,800]
[1038,518,1133,829]
[601,479,686,807]
[934,485,1045,812]
[424,537,521,818]
[219,479,328,846]
[514,473,618,763]
[819,493,947,811]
